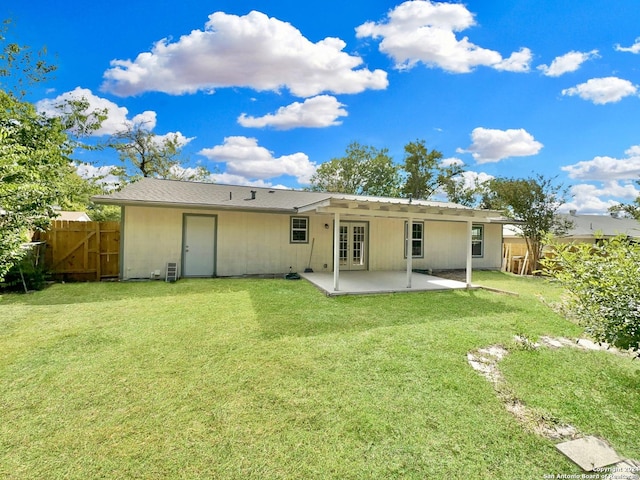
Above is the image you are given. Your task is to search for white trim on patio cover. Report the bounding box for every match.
[296,196,504,292]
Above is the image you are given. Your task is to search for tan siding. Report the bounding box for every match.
[474,223,502,270]
[122,206,185,279]
[424,221,466,269]
[121,206,503,279]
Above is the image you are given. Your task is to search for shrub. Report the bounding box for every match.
[541,235,640,354]
[0,243,47,292]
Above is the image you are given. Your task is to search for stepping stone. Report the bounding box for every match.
[556,436,623,471]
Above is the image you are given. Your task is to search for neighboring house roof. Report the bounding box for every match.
[55,211,92,221]
[93,178,507,222]
[503,213,640,239]
[558,213,640,239]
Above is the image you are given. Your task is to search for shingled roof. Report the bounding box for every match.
[93,178,333,212]
[92,177,480,214]
[559,213,640,239]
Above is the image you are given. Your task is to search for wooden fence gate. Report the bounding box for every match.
[36,220,120,281]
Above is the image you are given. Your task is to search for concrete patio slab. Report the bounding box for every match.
[556,436,623,471]
[299,270,471,296]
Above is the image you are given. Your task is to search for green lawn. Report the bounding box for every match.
[0,272,637,479]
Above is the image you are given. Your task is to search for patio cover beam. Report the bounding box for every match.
[313,205,484,223]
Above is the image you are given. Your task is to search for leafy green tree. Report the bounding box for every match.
[442,173,490,207]
[0,19,56,98]
[56,168,121,221]
[0,91,75,279]
[0,20,110,279]
[110,124,210,183]
[401,139,464,200]
[482,174,571,272]
[542,235,640,355]
[309,141,401,196]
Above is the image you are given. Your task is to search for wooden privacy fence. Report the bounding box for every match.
[35,220,120,281]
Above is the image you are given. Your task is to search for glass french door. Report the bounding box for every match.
[339,222,368,270]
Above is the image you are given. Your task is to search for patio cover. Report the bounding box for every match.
[296,195,507,292]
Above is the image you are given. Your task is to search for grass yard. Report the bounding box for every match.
[1,272,638,479]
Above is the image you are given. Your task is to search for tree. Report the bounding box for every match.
[308,141,401,196]
[542,235,640,355]
[0,19,56,98]
[0,20,108,280]
[109,124,210,183]
[482,175,571,273]
[0,90,75,279]
[401,139,464,200]
[442,173,490,207]
[609,181,640,220]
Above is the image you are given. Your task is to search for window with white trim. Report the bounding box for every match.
[472,225,483,257]
[290,217,309,243]
[404,221,424,258]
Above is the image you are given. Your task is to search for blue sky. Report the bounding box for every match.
[5,0,640,213]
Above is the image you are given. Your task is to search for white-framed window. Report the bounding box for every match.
[472,225,483,257]
[290,216,309,243]
[404,221,424,258]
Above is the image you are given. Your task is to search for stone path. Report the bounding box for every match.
[467,336,639,477]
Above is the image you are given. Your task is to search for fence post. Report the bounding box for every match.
[95,221,101,281]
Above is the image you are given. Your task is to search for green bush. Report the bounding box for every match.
[542,235,640,354]
[0,243,47,292]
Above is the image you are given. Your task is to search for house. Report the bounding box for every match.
[502,211,640,274]
[504,211,640,246]
[93,178,508,290]
[55,211,92,222]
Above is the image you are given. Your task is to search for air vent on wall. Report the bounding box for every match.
[166,262,178,282]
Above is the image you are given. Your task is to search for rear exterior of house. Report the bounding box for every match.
[95,178,505,280]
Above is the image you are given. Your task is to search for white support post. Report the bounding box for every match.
[333,212,340,291]
[466,220,473,287]
[406,217,413,288]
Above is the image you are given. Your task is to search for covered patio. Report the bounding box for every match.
[296,194,506,295]
[299,270,473,296]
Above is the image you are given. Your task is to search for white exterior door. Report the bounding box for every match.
[183,215,216,277]
[339,222,368,271]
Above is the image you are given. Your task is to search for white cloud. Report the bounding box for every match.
[537,49,599,77]
[625,145,640,156]
[75,163,120,187]
[439,168,493,195]
[36,87,157,135]
[494,48,533,73]
[562,145,640,180]
[154,131,195,148]
[458,127,543,163]
[562,77,637,104]
[615,38,640,54]
[198,136,317,184]
[458,170,494,189]
[238,95,347,130]
[562,181,640,214]
[210,172,288,189]
[441,157,464,167]
[131,111,157,129]
[102,10,388,98]
[355,0,531,73]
